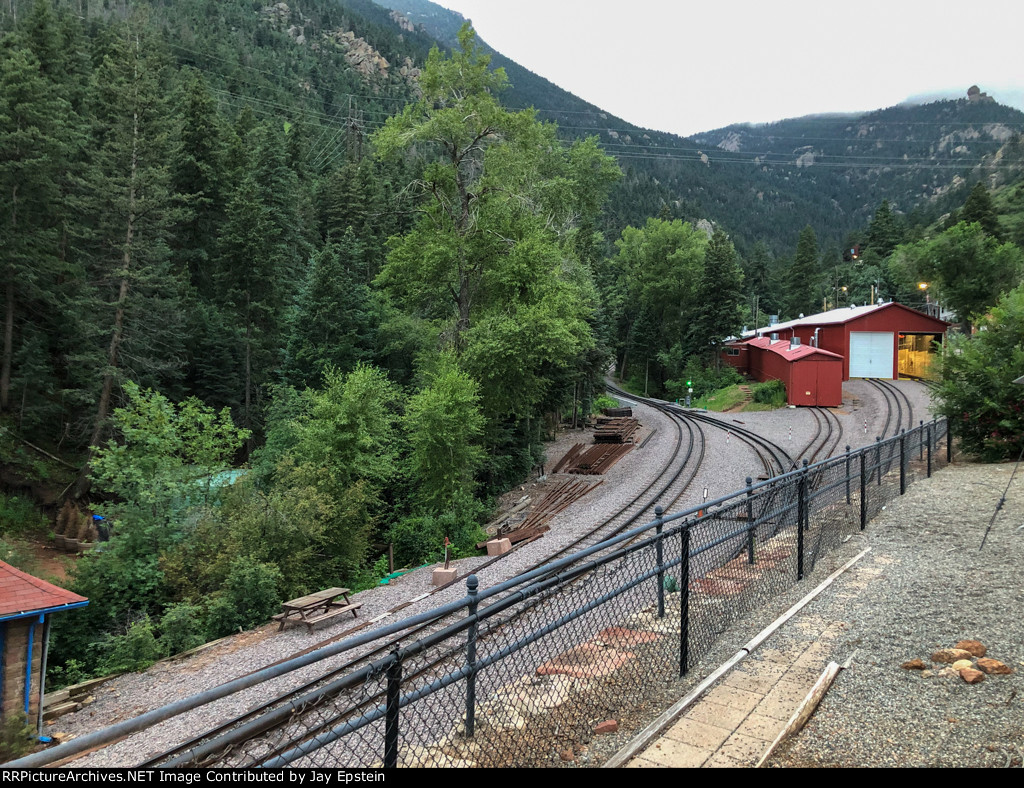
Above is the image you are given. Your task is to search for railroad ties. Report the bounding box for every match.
[550,415,640,476]
[477,412,640,549]
[477,478,602,549]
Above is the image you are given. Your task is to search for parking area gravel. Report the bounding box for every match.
[763,459,1024,768]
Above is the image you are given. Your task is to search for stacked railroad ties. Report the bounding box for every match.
[476,408,641,556]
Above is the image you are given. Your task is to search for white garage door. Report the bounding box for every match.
[849,332,894,378]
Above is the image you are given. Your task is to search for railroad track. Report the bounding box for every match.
[867,378,915,437]
[799,407,845,466]
[73,386,849,768]
[138,391,710,767]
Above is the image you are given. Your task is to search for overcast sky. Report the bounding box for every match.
[433,0,1024,137]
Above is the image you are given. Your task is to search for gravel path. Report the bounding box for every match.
[42,383,940,766]
[764,460,1024,768]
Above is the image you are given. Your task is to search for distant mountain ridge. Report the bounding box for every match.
[367,1,1024,252]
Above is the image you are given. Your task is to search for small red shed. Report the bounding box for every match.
[745,337,844,407]
[1,561,88,736]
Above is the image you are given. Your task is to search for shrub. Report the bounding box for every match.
[97,616,163,675]
[752,380,787,407]
[0,494,49,537]
[205,557,282,639]
[0,711,34,761]
[47,658,88,690]
[389,492,489,567]
[159,602,206,656]
[0,536,38,574]
[934,284,1024,461]
[666,361,742,401]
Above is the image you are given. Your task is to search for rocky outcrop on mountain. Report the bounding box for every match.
[389,10,417,33]
[967,85,995,104]
[323,29,391,79]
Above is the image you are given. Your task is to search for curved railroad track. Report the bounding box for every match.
[867,378,914,437]
[799,407,845,466]
[140,390,710,767]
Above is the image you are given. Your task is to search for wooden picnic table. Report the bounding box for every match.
[273,587,362,632]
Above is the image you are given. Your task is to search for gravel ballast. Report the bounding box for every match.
[35,381,955,767]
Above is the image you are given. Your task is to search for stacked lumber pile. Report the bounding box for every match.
[477,478,601,549]
[594,416,639,444]
[43,675,114,722]
[551,443,634,475]
[601,406,633,418]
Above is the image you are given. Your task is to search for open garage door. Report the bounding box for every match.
[849,331,894,379]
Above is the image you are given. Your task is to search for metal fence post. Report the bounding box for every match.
[919,420,924,461]
[745,477,755,564]
[384,652,402,768]
[465,575,479,739]
[876,436,882,485]
[859,450,867,530]
[655,505,665,619]
[845,445,852,505]
[679,523,690,677]
[797,461,808,580]
[899,429,907,495]
[947,420,953,463]
[927,421,933,478]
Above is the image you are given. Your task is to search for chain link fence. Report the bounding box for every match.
[10,418,953,769]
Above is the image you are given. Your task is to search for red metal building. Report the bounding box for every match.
[744,337,844,407]
[730,302,948,381]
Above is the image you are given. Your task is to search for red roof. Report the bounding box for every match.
[0,560,88,618]
[745,336,843,362]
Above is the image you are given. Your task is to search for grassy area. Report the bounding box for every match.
[691,380,787,412]
[691,385,749,412]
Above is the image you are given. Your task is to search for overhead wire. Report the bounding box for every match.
[162,30,1024,174]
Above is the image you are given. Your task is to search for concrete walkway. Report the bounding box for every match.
[624,551,885,768]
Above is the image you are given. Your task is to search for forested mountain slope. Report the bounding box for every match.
[372,0,1024,253]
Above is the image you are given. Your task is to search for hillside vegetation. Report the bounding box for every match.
[0,0,1021,685]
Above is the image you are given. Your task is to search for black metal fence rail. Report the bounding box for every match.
[9,419,952,770]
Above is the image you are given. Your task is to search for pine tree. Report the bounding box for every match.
[0,39,70,416]
[692,228,744,365]
[169,69,226,298]
[960,182,1001,240]
[73,20,184,483]
[217,122,306,438]
[281,231,375,390]
[865,199,902,258]
[786,226,820,318]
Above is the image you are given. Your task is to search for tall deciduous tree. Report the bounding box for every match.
[893,221,1023,332]
[404,352,485,510]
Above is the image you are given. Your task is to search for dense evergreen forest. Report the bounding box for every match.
[0,0,1022,686]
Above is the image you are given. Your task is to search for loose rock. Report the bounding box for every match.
[952,659,974,671]
[901,658,925,670]
[595,719,619,734]
[955,640,987,658]
[960,668,986,684]
[976,658,1013,675]
[932,648,973,663]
